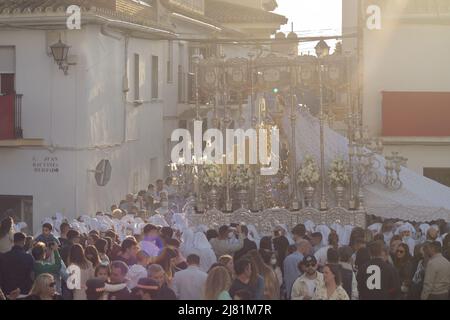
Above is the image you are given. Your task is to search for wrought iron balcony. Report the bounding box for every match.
[0,93,22,140]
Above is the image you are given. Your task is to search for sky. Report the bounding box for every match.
[275,0,342,55]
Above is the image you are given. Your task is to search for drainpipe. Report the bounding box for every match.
[99,23,129,144]
[123,35,130,144]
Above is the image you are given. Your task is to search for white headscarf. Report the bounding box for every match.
[149,214,169,227]
[195,224,209,234]
[80,215,91,224]
[74,220,88,235]
[247,224,261,247]
[193,232,211,250]
[277,224,294,245]
[89,218,100,232]
[396,223,411,235]
[405,222,416,235]
[368,223,382,235]
[315,225,331,247]
[331,223,346,246]
[171,213,188,231]
[192,232,217,272]
[419,224,430,236]
[181,228,195,257]
[342,225,354,246]
[99,222,110,233]
[14,222,28,232]
[304,220,316,234]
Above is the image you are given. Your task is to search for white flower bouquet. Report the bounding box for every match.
[230,165,254,190]
[202,164,224,188]
[297,155,320,186]
[328,157,350,186]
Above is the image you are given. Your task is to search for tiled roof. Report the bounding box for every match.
[0,0,96,14]
[205,0,287,24]
[160,0,223,29]
[0,0,173,33]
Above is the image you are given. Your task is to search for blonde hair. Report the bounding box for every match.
[204,266,231,300]
[29,273,54,297]
[112,209,124,219]
[218,255,233,265]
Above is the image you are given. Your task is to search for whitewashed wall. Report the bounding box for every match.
[342,1,450,175]
[0,25,166,232]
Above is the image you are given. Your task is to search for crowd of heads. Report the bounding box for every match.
[1,187,449,301]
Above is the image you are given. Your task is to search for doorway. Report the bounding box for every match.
[0,195,33,234]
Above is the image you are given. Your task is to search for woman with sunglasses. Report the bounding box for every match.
[393,243,414,299]
[20,273,62,300]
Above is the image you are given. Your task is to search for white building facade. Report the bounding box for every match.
[0,1,176,231]
[342,0,450,185]
[0,0,286,232]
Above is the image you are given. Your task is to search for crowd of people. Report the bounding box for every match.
[0,178,449,300]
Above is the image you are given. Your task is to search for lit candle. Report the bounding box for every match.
[363,127,369,140]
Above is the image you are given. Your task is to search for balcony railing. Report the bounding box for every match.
[0,93,23,140]
[169,0,205,14]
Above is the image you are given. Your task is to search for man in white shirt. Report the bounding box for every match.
[172,254,208,300]
[283,239,311,299]
[421,241,450,300]
[291,255,324,300]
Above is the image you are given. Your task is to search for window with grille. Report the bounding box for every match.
[167,40,174,84]
[152,55,159,99]
[424,168,450,188]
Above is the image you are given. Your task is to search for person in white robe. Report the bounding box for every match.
[396,224,416,256]
[192,232,217,272]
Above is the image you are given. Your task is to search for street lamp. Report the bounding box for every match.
[289,54,300,211]
[315,40,330,58]
[50,39,70,75]
[315,39,330,211]
[192,54,202,121]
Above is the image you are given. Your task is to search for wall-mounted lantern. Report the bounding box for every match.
[50,39,71,75]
